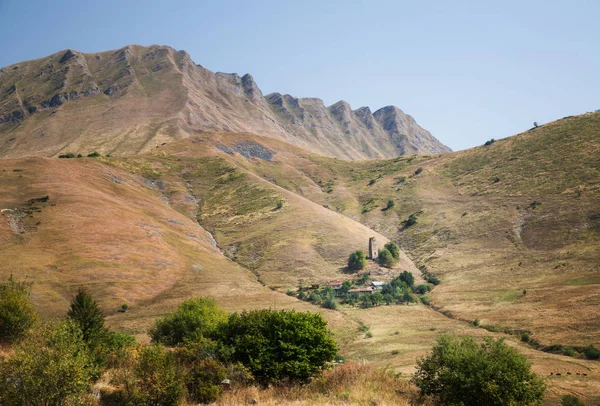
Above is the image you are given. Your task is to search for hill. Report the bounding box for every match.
[0,44,450,160]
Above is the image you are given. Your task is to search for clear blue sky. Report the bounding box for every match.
[1,0,598,151]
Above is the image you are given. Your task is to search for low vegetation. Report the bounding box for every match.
[0,275,37,342]
[347,250,367,271]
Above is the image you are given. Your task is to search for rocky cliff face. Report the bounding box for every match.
[0,44,450,159]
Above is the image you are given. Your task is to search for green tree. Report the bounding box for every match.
[67,288,106,343]
[404,214,418,227]
[217,309,338,383]
[378,248,395,268]
[383,241,400,260]
[150,298,228,346]
[413,335,546,406]
[347,250,367,271]
[385,199,395,210]
[0,275,37,342]
[187,359,227,404]
[398,271,415,287]
[0,320,98,405]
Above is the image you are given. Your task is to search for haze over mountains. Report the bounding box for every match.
[0,44,450,160]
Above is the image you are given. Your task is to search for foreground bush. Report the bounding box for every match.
[0,275,37,342]
[150,298,228,346]
[217,309,338,383]
[0,320,98,405]
[413,335,546,406]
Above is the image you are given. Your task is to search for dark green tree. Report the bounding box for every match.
[217,309,338,383]
[398,271,415,287]
[404,213,418,227]
[413,335,546,406]
[347,250,367,271]
[385,199,395,210]
[67,288,106,343]
[0,275,37,342]
[378,248,395,268]
[150,298,228,346]
[383,241,400,260]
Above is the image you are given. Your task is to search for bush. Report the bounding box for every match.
[403,214,418,227]
[385,199,395,210]
[420,296,430,305]
[426,275,440,285]
[347,250,367,271]
[58,152,76,158]
[583,344,600,360]
[484,139,496,146]
[150,298,228,346]
[187,359,227,404]
[0,275,37,342]
[561,394,585,406]
[120,344,185,406]
[413,335,546,406]
[0,320,98,405]
[383,241,400,260]
[378,248,395,268]
[368,179,376,185]
[412,284,430,295]
[521,332,531,343]
[67,288,106,343]
[87,151,101,157]
[276,200,284,210]
[217,309,338,383]
[414,167,423,175]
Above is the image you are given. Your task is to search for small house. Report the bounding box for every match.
[371,281,386,290]
[328,281,343,290]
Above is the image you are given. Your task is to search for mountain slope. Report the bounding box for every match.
[0,44,450,160]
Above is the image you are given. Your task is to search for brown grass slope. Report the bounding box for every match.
[0,44,449,160]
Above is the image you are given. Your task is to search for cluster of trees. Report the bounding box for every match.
[347,241,402,270]
[0,278,338,405]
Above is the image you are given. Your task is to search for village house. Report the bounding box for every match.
[328,281,343,290]
[371,281,386,289]
[348,287,375,295]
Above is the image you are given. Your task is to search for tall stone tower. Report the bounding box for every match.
[369,237,378,259]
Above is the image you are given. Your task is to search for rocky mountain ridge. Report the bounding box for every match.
[0,44,450,159]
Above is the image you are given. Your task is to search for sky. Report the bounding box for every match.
[1,0,598,151]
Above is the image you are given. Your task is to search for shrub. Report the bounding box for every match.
[0,320,98,405]
[378,248,395,268]
[426,275,440,285]
[412,284,430,295]
[187,359,227,404]
[403,213,418,227]
[521,332,531,343]
[413,335,546,406]
[58,152,76,158]
[385,199,395,210]
[67,288,107,343]
[365,331,373,338]
[420,296,430,305]
[561,394,585,406]
[0,275,37,342]
[414,167,423,175]
[87,151,101,157]
[368,179,376,186]
[217,309,338,383]
[150,298,228,346]
[472,318,480,327]
[347,250,367,271]
[399,271,415,287]
[562,346,575,357]
[77,153,83,158]
[383,241,400,260]
[121,303,129,312]
[122,344,185,406]
[276,200,284,210]
[484,139,495,146]
[583,344,600,360]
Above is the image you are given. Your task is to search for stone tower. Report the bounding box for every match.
[369,237,378,259]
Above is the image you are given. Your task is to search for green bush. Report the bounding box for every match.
[58,152,76,158]
[426,275,440,285]
[385,199,395,210]
[484,139,496,146]
[413,335,546,406]
[583,344,600,360]
[276,200,284,210]
[87,151,101,157]
[217,309,338,383]
[412,284,430,295]
[378,248,395,268]
[150,298,228,346]
[0,320,98,405]
[0,275,37,342]
[414,167,423,175]
[561,394,585,406]
[347,250,367,271]
[187,359,227,404]
[404,214,418,227]
[420,296,430,305]
[383,241,400,260]
[521,332,531,343]
[67,288,107,343]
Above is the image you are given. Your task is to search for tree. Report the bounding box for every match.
[217,309,338,383]
[150,298,228,346]
[385,199,395,210]
[404,214,418,227]
[413,335,546,406]
[533,121,539,128]
[0,275,37,342]
[347,250,367,271]
[0,320,98,405]
[398,271,415,287]
[67,288,106,343]
[378,248,395,268]
[561,394,585,406]
[384,241,400,260]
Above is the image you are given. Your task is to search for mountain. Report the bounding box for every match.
[0,44,450,160]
